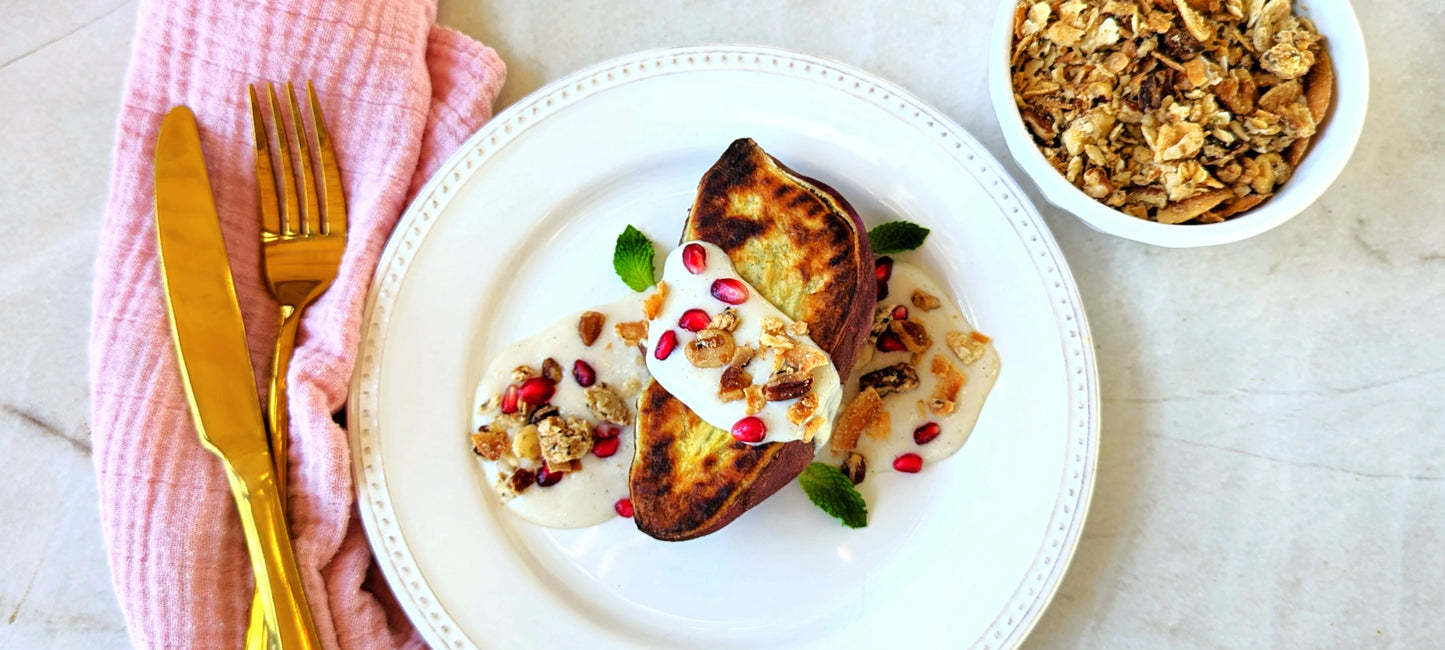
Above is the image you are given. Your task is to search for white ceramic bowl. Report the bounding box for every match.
[988,0,1369,247]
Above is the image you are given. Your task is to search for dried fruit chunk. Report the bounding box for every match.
[889,319,933,354]
[537,416,594,465]
[578,311,605,346]
[471,427,509,461]
[584,384,632,425]
[831,387,884,453]
[946,330,989,366]
[615,320,649,347]
[911,289,941,311]
[928,355,967,416]
[858,363,921,397]
[865,409,892,440]
[787,393,820,426]
[684,328,737,368]
[642,281,670,320]
[743,385,766,416]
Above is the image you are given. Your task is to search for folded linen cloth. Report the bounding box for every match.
[88,0,504,647]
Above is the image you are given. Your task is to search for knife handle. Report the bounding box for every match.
[223,452,320,650]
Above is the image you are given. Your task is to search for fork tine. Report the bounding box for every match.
[248,85,281,238]
[307,81,346,239]
[285,82,321,237]
[266,84,300,236]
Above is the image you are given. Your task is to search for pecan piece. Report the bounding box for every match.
[858,363,921,397]
[718,365,753,403]
[763,372,813,402]
[578,311,605,346]
[840,452,867,485]
[540,358,563,383]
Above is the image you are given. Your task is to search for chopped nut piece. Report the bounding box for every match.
[1157,188,1235,224]
[946,330,988,366]
[641,282,669,320]
[787,393,820,426]
[719,365,753,402]
[540,358,563,383]
[471,427,509,461]
[729,344,756,368]
[911,289,942,312]
[495,468,535,500]
[831,387,884,453]
[537,416,593,465]
[578,311,605,347]
[869,305,895,341]
[889,319,933,354]
[759,316,794,350]
[512,425,541,461]
[684,328,737,368]
[708,308,741,332]
[787,321,809,336]
[527,403,560,426]
[511,365,535,383]
[780,345,829,375]
[858,363,921,397]
[840,452,867,485]
[584,384,631,424]
[764,372,814,402]
[743,385,766,416]
[615,320,648,347]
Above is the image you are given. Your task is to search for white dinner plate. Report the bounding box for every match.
[350,45,1099,650]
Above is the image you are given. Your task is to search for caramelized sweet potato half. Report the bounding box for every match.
[630,138,875,540]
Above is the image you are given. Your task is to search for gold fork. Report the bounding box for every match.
[245,81,346,649]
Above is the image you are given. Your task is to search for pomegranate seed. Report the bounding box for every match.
[517,376,555,405]
[682,243,707,274]
[731,416,766,443]
[678,308,712,332]
[500,384,520,414]
[892,305,909,321]
[874,256,894,282]
[614,498,634,518]
[876,278,889,301]
[536,463,564,487]
[710,278,749,305]
[893,453,923,473]
[592,436,620,458]
[571,359,596,387]
[913,422,941,445]
[876,330,906,352]
[654,330,678,360]
[595,422,622,439]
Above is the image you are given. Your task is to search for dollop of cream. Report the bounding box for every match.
[644,241,841,447]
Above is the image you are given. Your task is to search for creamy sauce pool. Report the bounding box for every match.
[471,297,647,528]
[820,262,1000,473]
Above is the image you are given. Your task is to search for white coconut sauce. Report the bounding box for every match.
[644,241,842,447]
[819,262,1000,474]
[471,297,648,528]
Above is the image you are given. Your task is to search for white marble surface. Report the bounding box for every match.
[2,0,1441,647]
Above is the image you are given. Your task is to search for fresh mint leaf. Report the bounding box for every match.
[868,221,931,255]
[799,462,868,528]
[613,225,656,292]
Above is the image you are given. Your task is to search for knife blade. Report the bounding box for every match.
[154,105,320,649]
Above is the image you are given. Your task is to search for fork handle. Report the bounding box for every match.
[267,304,301,504]
[224,452,320,650]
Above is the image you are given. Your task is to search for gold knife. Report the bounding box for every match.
[154,106,321,650]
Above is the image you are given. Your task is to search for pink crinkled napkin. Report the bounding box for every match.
[88,0,504,647]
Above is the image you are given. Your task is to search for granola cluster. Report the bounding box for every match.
[1010,0,1332,224]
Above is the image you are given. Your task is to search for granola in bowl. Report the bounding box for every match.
[1009,0,1333,224]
